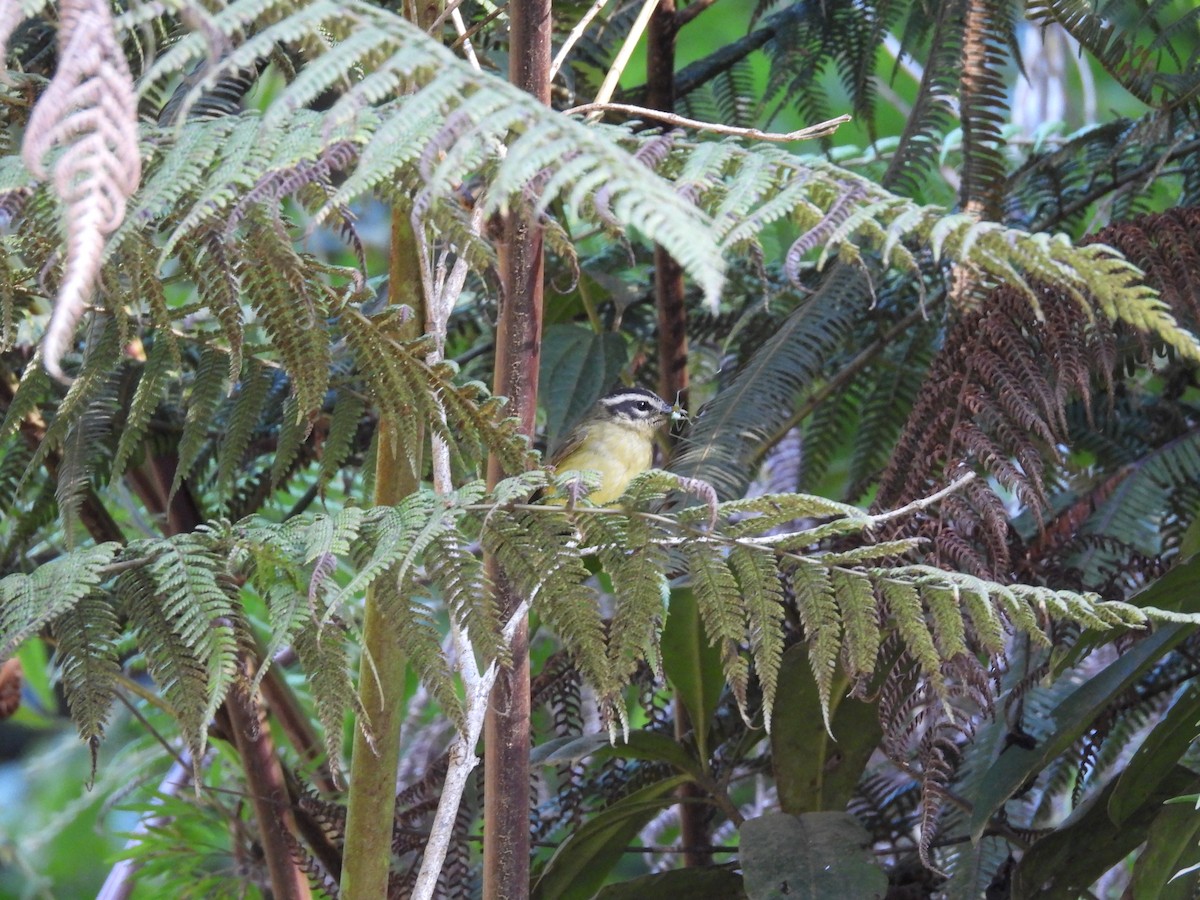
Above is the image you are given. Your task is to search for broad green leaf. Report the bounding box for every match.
[595,866,747,900]
[532,729,705,780]
[1109,682,1200,825]
[740,812,887,900]
[539,324,629,451]
[770,645,882,813]
[661,587,725,761]
[1127,796,1200,900]
[970,622,1191,841]
[530,775,690,900]
[1011,766,1200,899]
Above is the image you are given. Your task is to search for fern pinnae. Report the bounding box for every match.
[252,581,306,695]
[293,615,365,786]
[270,393,308,489]
[316,391,365,487]
[53,590,122,749]
[790,561,841,732]
[683,542,751,718]
[56,369,121,544]
[215,362,272,510]
[111,337,175,483]
[728,544,785,729]
[171,345,230,499]
[484,507,612,699]
[582,511,669,685]
[325,499,440,620]
[878,576,947,698]
[0,359,49,447]
[375,576,465,731]
[143,532,242,727]
[0,542,119,661]
[832,568,882,682]
[26,316,121,477]
[427,530,503,664]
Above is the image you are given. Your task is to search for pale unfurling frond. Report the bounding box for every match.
[20,0,140,381]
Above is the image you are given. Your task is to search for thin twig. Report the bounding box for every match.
[550,0,613,80]
[450,5,480,71]
[866,472,976,525]
[588,0,661,120]
[565,101,851,142]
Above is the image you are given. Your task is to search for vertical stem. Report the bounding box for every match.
[483,2,549,897]
[647,0,688,410]
[647,0,705,867]
[340,210,426,899]
[226,673,312,899]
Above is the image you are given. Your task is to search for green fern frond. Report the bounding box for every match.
[53,590,122,746]
[484,507,612,703]
[683,544,750,717]
[316,392,366,487]
[790,561,841,732]
[234,218,332,418]
[172,345,231,499]
[56,373,119,543]
[375,576,464,730]
[111,336,175,482]
[137,531,242,726]
[582,511,669,684]
[833,568,882,681]
[426,531,503,663]
[877,576,947,697]
[330,498,445,618]
[271,393,308,489]
[0,542,120,660]
[26,316,121,477]
[293,617,366,786]
[215,363,272,509]
[728,545,785,729]
[0,356,50,446]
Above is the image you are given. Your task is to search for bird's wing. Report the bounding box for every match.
[548,422,591,468]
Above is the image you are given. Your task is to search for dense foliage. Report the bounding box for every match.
[4,0,1200,897]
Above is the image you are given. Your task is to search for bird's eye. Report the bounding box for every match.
[636,401,651,411]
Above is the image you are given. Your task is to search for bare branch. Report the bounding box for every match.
[565,102,851,143]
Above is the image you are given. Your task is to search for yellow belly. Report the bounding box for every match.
[554,430,652,505]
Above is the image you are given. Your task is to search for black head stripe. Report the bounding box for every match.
[599,388,671,419]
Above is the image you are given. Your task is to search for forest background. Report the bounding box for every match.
[4,0,1200,898]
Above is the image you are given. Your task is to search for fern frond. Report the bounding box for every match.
[683,543,750,717]
[111,336,175,482]
[0,542,119,660]
[293,617,366,786]
[171,345,230,499]
[120,531,242,751]
[53,589,122,746]
[833,568,882,682]
[375,575,464,730]
[728,544,785,728]
[790,561,841,732]
[316,391,366,487]
[483,507,612,704]
[215,363,272,509]
[581,511,669,685]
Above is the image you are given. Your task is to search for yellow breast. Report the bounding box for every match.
[553,426,653,505]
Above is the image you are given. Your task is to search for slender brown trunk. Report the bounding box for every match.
[129,452,311,899]
[647,0,706,867]
[482,2,549,897]
[648,0,689,409]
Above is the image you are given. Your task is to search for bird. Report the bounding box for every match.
[547,387,675,505]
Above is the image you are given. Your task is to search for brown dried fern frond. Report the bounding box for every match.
[18,0,140,383]
[878,206,1200,578]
